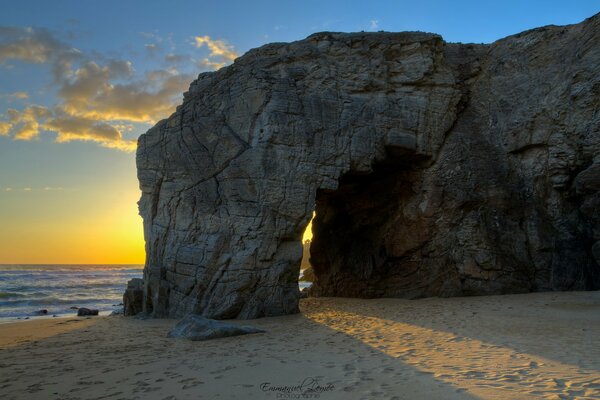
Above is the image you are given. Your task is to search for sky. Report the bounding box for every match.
[0,1,598,264]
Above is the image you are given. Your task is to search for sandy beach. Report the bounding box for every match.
[0,291,599,400]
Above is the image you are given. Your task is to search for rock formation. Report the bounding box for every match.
[123,278,144,316]
[135,14,600,319]
[167,315,264,341]
[77,308,99,317]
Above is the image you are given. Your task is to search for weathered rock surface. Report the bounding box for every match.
[135,14,600,319]
[167,315,264,341]
[123,278,144,316]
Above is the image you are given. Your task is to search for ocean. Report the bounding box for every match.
[0,264,143,322]
[0,265,312,322]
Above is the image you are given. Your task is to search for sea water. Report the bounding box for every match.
[0,264,143,322]
[0,264,312,322]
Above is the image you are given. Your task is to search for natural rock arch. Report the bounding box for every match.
[134,15,600,319]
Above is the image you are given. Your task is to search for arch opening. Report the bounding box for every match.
[298,212,315,293]
[303,152,439,299]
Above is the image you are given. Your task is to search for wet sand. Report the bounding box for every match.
[0,291,599,399]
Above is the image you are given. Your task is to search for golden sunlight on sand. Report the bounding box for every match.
[305,298,600,399]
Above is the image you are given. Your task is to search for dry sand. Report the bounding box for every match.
[0,291,599,400]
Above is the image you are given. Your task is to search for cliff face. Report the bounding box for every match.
[135,14,600,319]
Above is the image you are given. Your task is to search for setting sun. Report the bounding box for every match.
[0,147,144,264]
[0,187,144,264]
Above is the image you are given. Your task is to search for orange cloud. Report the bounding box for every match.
[0,121,11,136]
[197,58,228,70]
[7,105,51,140]
[2,106,137,152]
[58,67,193,123]
[46,114,137,151]
[194,35,238,63]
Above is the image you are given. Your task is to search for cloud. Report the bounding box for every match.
[57,65,194,122]
[0,27,238,152]
[1,105,137,151]
[52,59,188,124]
[0,26,62,63]
[140,31,177,53]
[139,31,161,41]
[2,186,65,192]
[145,43,160,55]
[164,53,190,64]
[45,113,137,151]
[0,26,81,67]
[0,121,11,136]
[7,105,51,140]
[58,60,134,101]
[197,58,228,70]
[369,20,379,30]
[194,35,238,63]
[45,114,120,141]
[0,28,182,151]
[0,91,29,100]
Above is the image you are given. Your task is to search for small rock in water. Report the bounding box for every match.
[36,309,48,315]
[69,306,79,310]
[110,309,123,316]
[167,314,265,341]
[52,315,58,317]
[77,308,99,316]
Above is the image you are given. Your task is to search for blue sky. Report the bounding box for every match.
[0,0,598,263]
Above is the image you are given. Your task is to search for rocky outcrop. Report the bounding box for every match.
[123,278,144,316]
[135,14,600,319]
[167,315,264,341]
